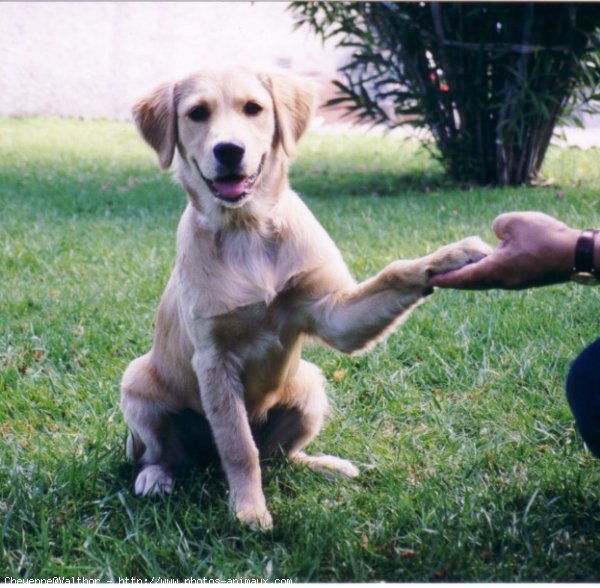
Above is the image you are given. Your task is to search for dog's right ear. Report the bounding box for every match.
[132,83,177,170]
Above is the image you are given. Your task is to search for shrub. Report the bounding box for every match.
[291,2,600,186]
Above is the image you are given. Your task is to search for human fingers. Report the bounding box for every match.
[493,211,566,241]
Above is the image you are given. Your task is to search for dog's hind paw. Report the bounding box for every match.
[134,464,174,496]
[293,451,360,480]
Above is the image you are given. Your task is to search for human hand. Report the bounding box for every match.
[430,211,581,290]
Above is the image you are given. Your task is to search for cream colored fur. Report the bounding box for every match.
[120,66,492,530]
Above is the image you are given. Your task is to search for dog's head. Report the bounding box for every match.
[133,67,315,214]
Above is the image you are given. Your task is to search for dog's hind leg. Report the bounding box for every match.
[255,360,359,479]
[120,353,216,496]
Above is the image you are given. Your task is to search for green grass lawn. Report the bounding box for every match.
[1,118,600,581]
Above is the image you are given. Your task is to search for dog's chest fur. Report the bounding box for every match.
[185,223,308,403]
[202,229,295,314]
[178,205,309,345]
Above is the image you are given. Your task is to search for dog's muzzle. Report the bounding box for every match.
[194,157,264,206]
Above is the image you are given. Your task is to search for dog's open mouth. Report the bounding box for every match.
[197,159,263,205]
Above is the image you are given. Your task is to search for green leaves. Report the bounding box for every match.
[290,2,600,186]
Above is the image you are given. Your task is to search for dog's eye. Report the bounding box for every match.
[188,105,210,122]
[243,101,263,116]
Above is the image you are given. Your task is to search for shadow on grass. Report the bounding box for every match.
[291,166,450,200]
[1,158,185,224]
[478,490,600,581]
[2,147,449,224]
[24,166,448,217]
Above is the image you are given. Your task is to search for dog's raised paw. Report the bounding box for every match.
[429,236,493,276]
[134,464,174,496]
[457,236,494,264]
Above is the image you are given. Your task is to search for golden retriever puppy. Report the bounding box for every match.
[120,66,491,529]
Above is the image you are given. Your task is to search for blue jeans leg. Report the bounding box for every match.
[566,338,600,457]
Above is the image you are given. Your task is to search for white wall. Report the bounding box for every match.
[0,2,345,120]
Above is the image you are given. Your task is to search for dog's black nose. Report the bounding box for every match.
[213,142,245,167]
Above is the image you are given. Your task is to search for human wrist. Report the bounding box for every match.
[558,227,582,275]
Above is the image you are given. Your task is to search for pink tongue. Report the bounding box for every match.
[213,178,247,199]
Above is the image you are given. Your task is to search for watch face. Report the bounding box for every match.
[572,272,600,286]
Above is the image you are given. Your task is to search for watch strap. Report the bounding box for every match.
[574,229,599,274]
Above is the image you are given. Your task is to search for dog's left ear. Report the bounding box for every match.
[262,73,316,158]
[132,83,177,170]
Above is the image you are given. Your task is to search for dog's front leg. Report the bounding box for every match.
[310,236,492,354]
[309,265,429,354]
[192,351,272,530]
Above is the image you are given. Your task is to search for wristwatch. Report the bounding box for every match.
[571,229,599,285]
